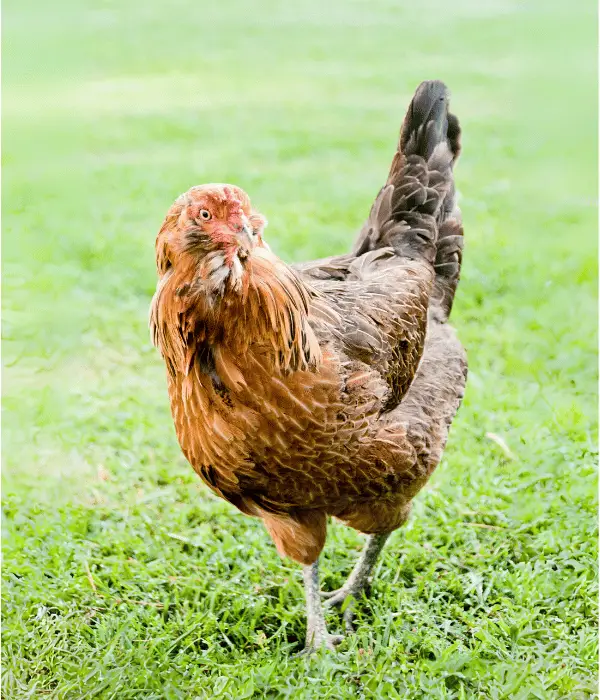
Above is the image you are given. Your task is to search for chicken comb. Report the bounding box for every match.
[221,186,244,216]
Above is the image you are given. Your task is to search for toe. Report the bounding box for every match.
[301,633,344,655]
[342,604,356,633]
[323,589,353,608]
[320,588,343,599]
[329,634,344,647]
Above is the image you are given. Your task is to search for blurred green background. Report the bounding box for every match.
[3,0,597,697]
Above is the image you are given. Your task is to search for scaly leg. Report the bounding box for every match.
[301,560,344,653]
[322,532,390,631]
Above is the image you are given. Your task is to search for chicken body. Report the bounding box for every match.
[150,81,467,651]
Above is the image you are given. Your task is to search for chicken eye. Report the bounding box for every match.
[199,209,211,220]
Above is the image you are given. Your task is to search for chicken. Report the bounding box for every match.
[150,80,467,652]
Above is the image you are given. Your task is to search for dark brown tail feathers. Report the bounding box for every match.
[431,215,464,322]
[354,80,463,320]
[398,80,451,161]
[429,90,463,322]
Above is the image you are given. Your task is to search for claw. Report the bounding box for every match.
[342,603,356,633]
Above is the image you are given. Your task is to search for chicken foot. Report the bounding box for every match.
[322,532,390,631]
[301,560,344,653]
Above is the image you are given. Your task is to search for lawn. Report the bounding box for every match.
[2,0,598,697]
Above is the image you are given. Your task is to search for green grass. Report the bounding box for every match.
[2,0,597,697]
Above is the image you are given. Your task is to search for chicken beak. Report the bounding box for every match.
[235,225,254,259]
[237,225,254,250]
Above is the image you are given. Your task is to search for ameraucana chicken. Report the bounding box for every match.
[150,80,467,652]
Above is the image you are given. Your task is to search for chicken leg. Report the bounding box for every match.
[301,560,344,653]
[322,532,390,631]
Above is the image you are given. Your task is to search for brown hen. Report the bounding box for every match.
[150,80,467,652]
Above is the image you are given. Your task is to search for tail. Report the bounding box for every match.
[354,80,463,320]
[431,203,463,322]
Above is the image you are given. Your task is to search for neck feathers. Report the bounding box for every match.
[150,247,321,391]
